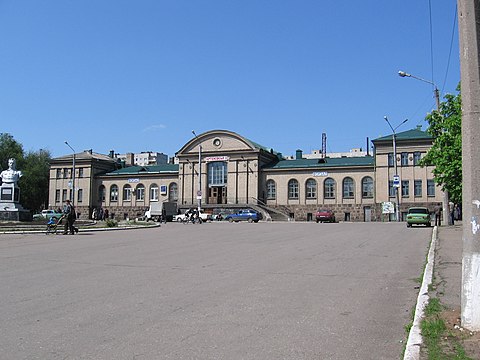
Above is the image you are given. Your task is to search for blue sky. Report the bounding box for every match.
[0,1,459,159]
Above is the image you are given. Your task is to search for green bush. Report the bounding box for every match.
[105,219,118,227]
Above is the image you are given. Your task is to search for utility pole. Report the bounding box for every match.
[458,0,480,331]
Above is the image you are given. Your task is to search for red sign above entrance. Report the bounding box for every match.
[204,156,229,162]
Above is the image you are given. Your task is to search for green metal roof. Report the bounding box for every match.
[105,164,179,175]
[373,128,432,142]
[263,156,374,170]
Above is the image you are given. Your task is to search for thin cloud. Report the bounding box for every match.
[142,124,167,132]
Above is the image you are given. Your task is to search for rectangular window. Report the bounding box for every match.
[388,153,394,167]
[401,180,409,197]
[78,168,84,178]
[414,180,422,197]
[63,168,69,179]
[69,189,73,201]
[208,162,227,186]
[55,189,60,203]
[77,189,83,203]
[56,169,61,179]
[413,152,421,166]
[427,179,435,197]
[401,152,409,166]
[62,189,67,202]
[388,181,395,197]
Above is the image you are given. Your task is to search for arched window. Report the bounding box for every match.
[343,177,354,198]
[150,184,159,201]
[136,184,145,201]
[288,179,299,199]
[305,178,317,199]
[123,185,132,201]
[110,184,118,202]
[98,185,106,202]
[266,180,276,200]
[324,178,336,199]
[362,177,374,198]
[169,183,178,201]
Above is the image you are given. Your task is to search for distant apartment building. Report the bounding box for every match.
[115,152,168,166]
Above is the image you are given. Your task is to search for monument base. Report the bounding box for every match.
[0,208,32,221]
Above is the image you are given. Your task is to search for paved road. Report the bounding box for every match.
[0,222,432,359]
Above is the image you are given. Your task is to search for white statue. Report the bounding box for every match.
[0,158,23,185]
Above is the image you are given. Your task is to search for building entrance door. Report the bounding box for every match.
[208,186,227,204]
[364,206,372,222]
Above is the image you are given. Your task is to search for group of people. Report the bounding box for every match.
[433,202,462,226]
[91,207,109,221]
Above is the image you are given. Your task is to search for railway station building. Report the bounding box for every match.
[48,128,443,222]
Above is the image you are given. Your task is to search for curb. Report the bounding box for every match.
[404,226,438,359]
[0,223,160,235]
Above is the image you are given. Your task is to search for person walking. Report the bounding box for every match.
[62,199,76,235]
[434,204,442,226]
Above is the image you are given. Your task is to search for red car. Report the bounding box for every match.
[315,209,335,223]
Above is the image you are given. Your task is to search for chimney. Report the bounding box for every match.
[126,153,134,166]
[296,149,303,160]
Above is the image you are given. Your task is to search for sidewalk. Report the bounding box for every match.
[432,222,480,359]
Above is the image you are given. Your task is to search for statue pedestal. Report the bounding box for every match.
[0,185,31,221]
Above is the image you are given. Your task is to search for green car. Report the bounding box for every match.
[406,207,431,227]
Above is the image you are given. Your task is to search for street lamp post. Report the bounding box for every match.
[64,141,76,207]
[398,70,450,226]
[191,130,202,212]
[384,116,408,222]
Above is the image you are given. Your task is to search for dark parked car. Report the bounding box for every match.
[315,209,335,223]
[406,207,431,227]
[225,209,262,223]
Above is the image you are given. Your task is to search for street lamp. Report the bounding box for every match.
[64,141,76,207]
[398,70,450,226]
[191,130,202,212]
[384,116,408,222]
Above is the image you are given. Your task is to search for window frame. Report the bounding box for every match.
[401,180,409,197]
[266,179,276,200]
[361,176,374,198]
[324,178,336,199]
[288,179,299,200]
[414,180,422,197]
[123,185,132,202]
[305,178,317,199]
[342,177,355,199]
[150,184,159,201]
[110,185,119,202]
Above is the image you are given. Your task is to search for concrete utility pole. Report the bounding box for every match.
[458,0,480,331]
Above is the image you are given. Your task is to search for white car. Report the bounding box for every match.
[174,211,211,222]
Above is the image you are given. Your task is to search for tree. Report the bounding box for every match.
[19,149,52,211]
[0,133,24,171]
[420,84,462,204]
